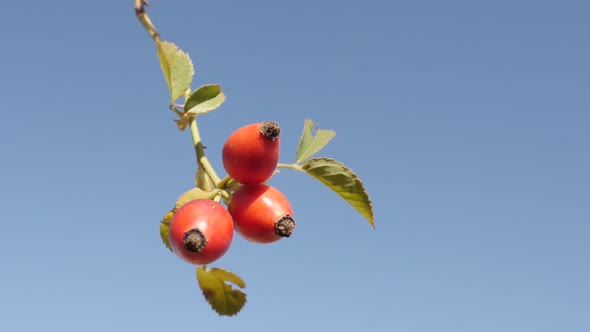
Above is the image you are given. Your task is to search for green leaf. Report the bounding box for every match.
[185,84,226,115]
[159,212,173,252]
[197,266,247,316]
[296,119,336,163]
[175,187,213,209]
[156,40,194,104]
[301,157,374,227]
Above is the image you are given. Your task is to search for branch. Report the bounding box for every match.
[134,0,160,41]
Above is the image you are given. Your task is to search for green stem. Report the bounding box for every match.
[206,189,224,200]
[277,162,303,171]
[216,175,233,189]
[189,117,222,186]
[213,194,223,203]
[135,1,222,190]
[218,190,230,201]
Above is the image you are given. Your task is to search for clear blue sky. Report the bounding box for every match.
[1,0,588,331]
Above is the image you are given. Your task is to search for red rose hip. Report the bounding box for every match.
[222,121,280,185]
[228,184,295,243]
[168,199,234,265]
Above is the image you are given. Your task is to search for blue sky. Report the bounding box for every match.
[1,0,589,331]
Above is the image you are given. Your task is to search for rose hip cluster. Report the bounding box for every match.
[168,121,295,265]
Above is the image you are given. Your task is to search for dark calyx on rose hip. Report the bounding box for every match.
[274,215,296,237]
[183,229,208,253]
[260,121,281,140]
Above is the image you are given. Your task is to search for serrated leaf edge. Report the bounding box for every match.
[159,219,173,252]
[301,157,375,227]
[156,40,195,104]
[295,119,336,163]
[197,267,247,316]
[184,84,226,115]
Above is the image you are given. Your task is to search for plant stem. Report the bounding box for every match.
[135,1,222,190]
[189,117,222,186]
[218,190,230,200]
[277,162,303,171]
[216,175,233,189]
[213,195,223,203]
[134,0,160,42]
